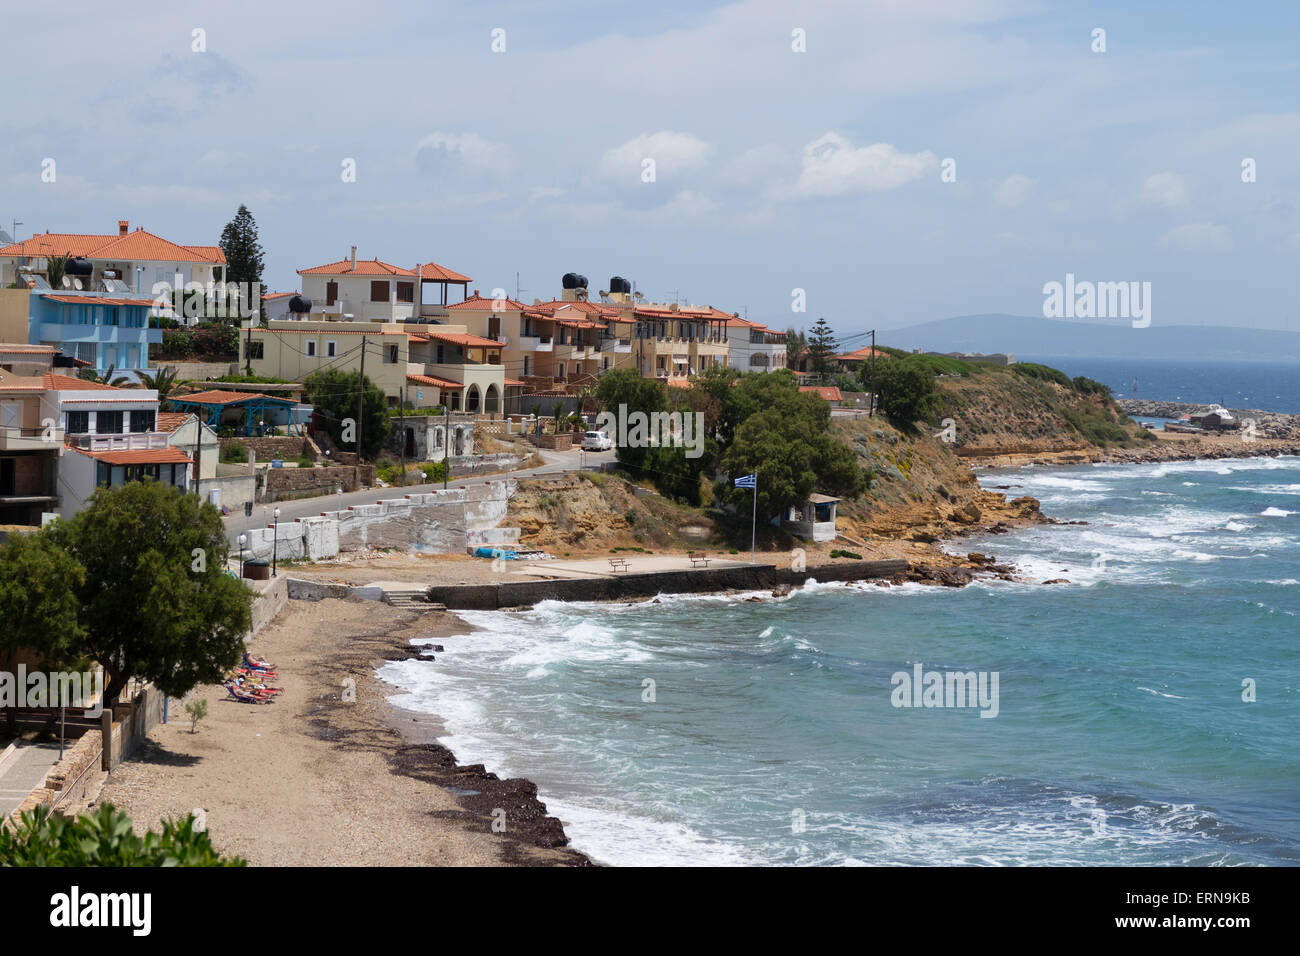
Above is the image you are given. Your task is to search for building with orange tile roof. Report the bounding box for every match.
[0,219,225,293]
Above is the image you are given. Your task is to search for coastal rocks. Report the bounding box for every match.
[772,584,792,598]
[948,502,982,524]
[1041,578,1070,585]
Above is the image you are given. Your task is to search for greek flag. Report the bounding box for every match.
[734,474,757,489]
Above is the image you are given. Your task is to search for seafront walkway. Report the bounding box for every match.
[0,742,63,821]
[511,555,754,579]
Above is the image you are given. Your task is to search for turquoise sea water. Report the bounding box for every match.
[381,456,1300,865]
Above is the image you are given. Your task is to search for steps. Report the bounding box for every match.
[381,589,446,611]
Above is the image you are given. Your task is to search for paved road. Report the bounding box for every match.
[222,446,615,548]
[0,742,64,819]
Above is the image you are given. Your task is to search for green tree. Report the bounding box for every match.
[303,368,390,460]
[785,327,807,372]
[594,369,667,472]
[77,365,131,387]
[45,252,71,290]
[0,804,245,866]
[0,481,253,708]
[805,316,838,374]
[867,357,939,427]
[139,366,181,410]
[218,204,265,321]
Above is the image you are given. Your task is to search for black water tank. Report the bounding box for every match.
[66,257,93,276]
[575,274,588,288]
[289,294,312,313]
[562,272,579,289]
[608,276,625,294]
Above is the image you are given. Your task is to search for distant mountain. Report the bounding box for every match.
[880,314,1300,363]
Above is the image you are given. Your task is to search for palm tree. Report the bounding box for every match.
[139,366,181,410]
[46,252,71,290]
[78,365,132,387]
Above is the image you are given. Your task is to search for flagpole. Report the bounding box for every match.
[750,468,757,564]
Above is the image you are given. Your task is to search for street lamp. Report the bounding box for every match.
[271,507,281,576]
[238,533,246,578]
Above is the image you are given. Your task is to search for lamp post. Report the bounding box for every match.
[271,507,281,576]
[238,533,246,578]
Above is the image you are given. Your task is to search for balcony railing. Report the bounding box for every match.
[71,432,170,452]
[0,426,65,451]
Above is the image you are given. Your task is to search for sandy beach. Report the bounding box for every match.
[95,597,590,866]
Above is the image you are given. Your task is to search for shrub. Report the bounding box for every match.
[184,698,208,734]
[295,455,315,469]
[419,460,448,483]
[1011,362,1071,387]
[0,804,245,866]
[221,441,248,463]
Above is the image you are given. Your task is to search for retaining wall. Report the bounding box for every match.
[426,559,909,609]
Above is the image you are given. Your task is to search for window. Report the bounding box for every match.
[325,281,338,306]
[523,355,531,376]
[96,410,123,434]
[436,344,445,364]
[396,282,414,303]
[306,340,317,357]
[326,340,337,358]
[370,281,390,303]
[130,410,155,433]
[386,344,398,364]
[65,410,90,433]
[245,340,264,360]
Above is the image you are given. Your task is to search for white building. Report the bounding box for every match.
[725,316,787,373]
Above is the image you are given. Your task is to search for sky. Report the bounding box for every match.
[3,0,1298,342]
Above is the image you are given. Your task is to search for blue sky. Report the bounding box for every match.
[3,0,1298,340]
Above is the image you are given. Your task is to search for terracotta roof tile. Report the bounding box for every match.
[70,446,193,465]
[0,228,222,263]
[298,258,414,277]
[42,373,120,390]
[423,331,504,348]
[407,374,462,389]
[447,292,527,311]
[155,412,193,432]
[413,261,471,283]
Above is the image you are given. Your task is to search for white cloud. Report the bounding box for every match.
[414,132,513,178]
[598,131,712,184]
[529,186,567,201]
[790,132,936,198]
[1140,171,1188,208]
[1160,222,1232,253]
[993,173,1035,208]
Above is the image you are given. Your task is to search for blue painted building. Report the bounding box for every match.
[28,292,162,374]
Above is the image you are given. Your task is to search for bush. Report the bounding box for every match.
[184,698,208,734]
[0,804,245,866]
[1011,362,1071,387]
[830,548,862,560]
[295,455,315,468]
[419,460,447,483]
[1071,376,1113,398]
[221,441,248,463]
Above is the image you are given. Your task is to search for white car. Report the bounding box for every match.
[581,430,613,451]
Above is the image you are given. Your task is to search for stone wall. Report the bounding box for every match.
[264,464,375,499]
[220,436,315,461]
[158,360,237,380]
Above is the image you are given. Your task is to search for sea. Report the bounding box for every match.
[378,360,1300,866]
[1023,356,1300,414]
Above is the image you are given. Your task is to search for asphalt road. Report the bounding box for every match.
[222,445,615,547]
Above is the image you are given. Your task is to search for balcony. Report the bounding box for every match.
[520,335,552,352]
[614,339,632,353]
[0,425,65,451]
[71,432,170,453]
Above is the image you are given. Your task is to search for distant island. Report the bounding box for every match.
[879,314,1300,363]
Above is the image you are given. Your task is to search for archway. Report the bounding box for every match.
[466,384,481,413]
[484,384,499,414]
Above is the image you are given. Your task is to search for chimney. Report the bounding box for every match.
[350,246,357,270]
[118,220,129,236]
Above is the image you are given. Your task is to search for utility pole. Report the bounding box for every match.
[398,386,405,486]
[10,219,21,243]
[245,321,253,374]
[869,329,877,417]
[443,403,449,489]
[356,335,367,468]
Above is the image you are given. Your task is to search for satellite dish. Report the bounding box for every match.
[62,276,71,288]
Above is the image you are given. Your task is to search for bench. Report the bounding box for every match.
[608,557,630,573]
[687,551,711,568]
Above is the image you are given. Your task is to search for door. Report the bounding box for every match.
[326,281,338,305]
[488,314,500,340]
